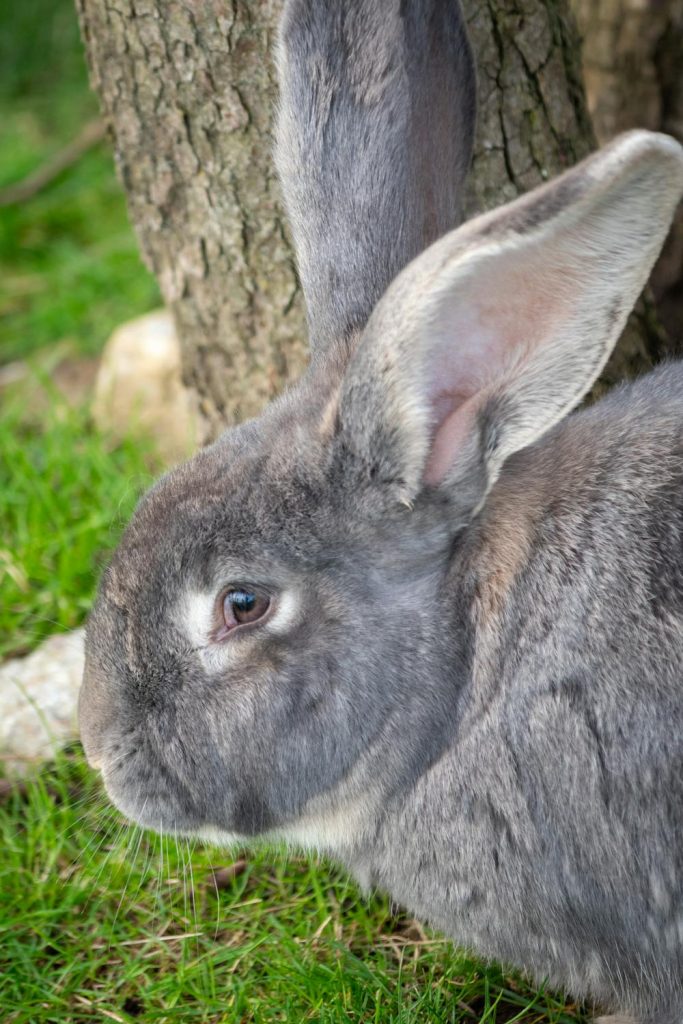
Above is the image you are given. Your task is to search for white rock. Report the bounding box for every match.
[0,629,85,775]
[93,308,197,464]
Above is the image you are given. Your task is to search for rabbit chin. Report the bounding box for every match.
[99,738,375,853]
[104,795,369,853]
[195,801,372,855]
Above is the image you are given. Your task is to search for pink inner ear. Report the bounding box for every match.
[424,392,481,485]
[419,250,570,487]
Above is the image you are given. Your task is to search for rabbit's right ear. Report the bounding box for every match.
[276,0,476,356]
[336,131,683,510]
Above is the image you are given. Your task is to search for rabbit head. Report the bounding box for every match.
[79,0,683,853]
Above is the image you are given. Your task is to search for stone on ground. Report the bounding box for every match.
[0,629,85,775]
[93,308,197,464]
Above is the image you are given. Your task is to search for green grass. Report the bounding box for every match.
[0,141,160,363]
[0,0,159,364]
[0,0,161,654]
[0,388,160,659]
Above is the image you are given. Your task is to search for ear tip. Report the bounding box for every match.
[600,130,683,195]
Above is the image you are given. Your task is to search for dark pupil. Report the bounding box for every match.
[232,591,256,613]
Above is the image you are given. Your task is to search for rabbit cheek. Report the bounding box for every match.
[80,602,136,773]
[80,648,117,770]
[180,589,216,649]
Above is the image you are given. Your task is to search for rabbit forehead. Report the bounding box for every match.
[108,409,336,598]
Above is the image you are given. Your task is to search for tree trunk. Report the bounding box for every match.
[463,0,594,216]
[75,0,307,443]
[75,0,660,441]
[571,0,683,356]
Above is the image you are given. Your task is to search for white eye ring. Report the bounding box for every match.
[178,587,300,653]
[180,590,216,649]
[263,589,299,635]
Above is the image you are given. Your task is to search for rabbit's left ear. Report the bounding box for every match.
[338,131,683,507]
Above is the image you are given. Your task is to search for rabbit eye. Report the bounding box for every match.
[222,588,271,629]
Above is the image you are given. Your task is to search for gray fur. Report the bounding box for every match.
[79,3,683,1021]
[275,0,476,353]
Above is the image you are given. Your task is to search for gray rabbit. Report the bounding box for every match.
[79,1,683,1021]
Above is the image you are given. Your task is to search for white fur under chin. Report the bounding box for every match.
[195,824,246,847]
[274,801,368,852]
[194,800,369,856]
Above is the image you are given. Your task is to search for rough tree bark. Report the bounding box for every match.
[571,0,683,354]
[75,0,303,442]
[75,0,660,441]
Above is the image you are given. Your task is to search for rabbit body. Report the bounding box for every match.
[79,1,683,1020]
[344,364,683,1018]
[82,355,683,1021]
